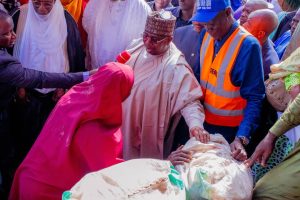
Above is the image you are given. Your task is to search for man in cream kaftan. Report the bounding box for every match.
[122,11,207,160]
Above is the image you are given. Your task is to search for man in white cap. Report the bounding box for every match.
[191,0,265,161]
[122,10,209,160]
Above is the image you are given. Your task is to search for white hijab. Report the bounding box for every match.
[14,0,68,93]
[83,0,151,68]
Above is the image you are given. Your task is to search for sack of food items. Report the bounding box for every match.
[63,159,186,200]
[176,134,253,200]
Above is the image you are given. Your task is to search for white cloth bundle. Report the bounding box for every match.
[176,134,253,200]
[63,159,185,200]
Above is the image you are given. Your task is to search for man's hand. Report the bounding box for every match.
[16,88,27,102]
[89,69,98,76]
[167,146,193,166]
[230,137,247,161]
[52,88,65,102]
[190,126,210,143]
[244,132,277,168]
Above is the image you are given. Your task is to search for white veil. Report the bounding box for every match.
[83,0,151,68]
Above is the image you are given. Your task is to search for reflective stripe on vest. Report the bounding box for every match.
[200,27,249,127]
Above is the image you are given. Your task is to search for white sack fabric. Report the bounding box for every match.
[63,159,185,200]
[176,134,253,200]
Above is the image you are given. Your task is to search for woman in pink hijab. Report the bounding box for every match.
[9,62,134,200]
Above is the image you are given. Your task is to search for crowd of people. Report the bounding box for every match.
[0,0,300,199]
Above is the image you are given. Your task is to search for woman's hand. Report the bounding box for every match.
[244,132,277,167]
[167,145,193,166]
[289,84,300,100]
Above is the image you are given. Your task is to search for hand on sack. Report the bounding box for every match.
[230,137,247,161]
[244,132,276,167]
[190,126,210,143]
[167,145,193,166]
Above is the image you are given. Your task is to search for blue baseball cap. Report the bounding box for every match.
[191,0,231,23]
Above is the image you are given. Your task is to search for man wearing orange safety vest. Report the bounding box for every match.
[191,0,265,161]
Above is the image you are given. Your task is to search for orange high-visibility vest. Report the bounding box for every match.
[200,27,250,127]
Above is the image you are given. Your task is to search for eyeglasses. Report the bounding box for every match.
[142,32,168,45]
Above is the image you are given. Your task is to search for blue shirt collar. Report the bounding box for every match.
[214,21,239,55]
[172,7,181,18]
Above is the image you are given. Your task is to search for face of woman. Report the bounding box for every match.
[32,0,55,15]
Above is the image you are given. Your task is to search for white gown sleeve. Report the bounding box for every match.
[181,100,205,130]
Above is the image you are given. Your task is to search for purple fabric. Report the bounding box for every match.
[234,5,243,20]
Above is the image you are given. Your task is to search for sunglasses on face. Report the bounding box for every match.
[142,32,168,44]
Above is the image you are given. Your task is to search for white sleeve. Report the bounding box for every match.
[181,100,205,131]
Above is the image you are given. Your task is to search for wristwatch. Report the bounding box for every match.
[236,136,249,146]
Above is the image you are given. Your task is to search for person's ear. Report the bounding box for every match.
[166,36,173,43]
[257,30,266,39]
[225,7,232,17]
